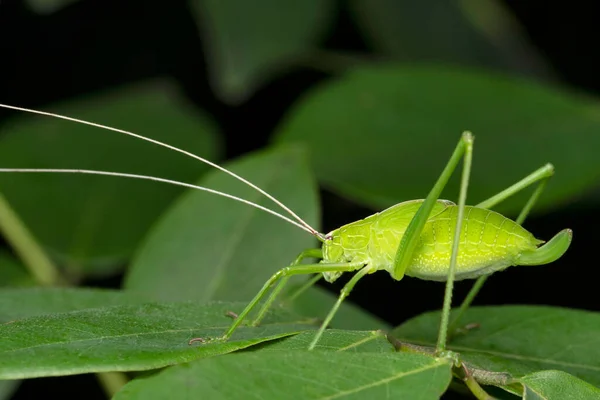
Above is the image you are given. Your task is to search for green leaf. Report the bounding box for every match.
[275,66,600,215]
[125,146,319,303]
[0,288,150,322]
[349,0,550,76]
[519,370,600,400]
[0,300,312,379]
[0,251,34,288]
[114,350,451,400]
[287,284,390,331]
[393,306,600,387]
[190,0,334,103]
[262,329,394,353]
[0,81,220,274]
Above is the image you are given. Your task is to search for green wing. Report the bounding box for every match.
[375,199,454,231]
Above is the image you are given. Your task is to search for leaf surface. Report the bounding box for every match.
[275,67,600,215]
[0,300,312,379]
[0,288,148,322]
[519,370,600,400]
[393,306,600,387]
[191,0,334,103]
[125,146,320,303]
[114,350,451,400]
[287,284,390,331]
[262,329,394,353]
[349,0,550,77]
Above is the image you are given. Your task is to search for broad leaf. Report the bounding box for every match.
[0,301,312,379]
[519,370,600,400]
[262,329,394,353]
[393,306,600,387]
[0,80,220,274]
[125,146,320,303]
[349,0,550,77]
[287,284,390,330]
[0,288,149,322]
[114,350,452,400]
[190,0,334,103]
[0,251,34,288]
[275,66,600,215]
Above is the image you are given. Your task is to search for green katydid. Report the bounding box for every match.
[0,104,572,356]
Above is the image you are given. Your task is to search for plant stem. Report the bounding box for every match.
[464,374,496,400]
[95,371,129,397]
[0,193,63,286]
[0,191,128,397]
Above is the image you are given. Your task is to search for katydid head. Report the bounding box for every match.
[320,229,345,282]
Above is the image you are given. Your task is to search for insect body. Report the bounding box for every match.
[323,200,544,283]
[0,106,572,355]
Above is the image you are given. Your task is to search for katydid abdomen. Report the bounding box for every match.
[322,199,544,283]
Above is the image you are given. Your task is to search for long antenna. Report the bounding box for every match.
[0,168,315,236]
[0,103,324,239]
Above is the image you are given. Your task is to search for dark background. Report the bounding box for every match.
[1,1,598,399]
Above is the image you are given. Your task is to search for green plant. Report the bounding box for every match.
[1,1,599,399]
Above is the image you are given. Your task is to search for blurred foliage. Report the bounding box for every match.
[1,1,599,399]
[275,66,600,216]
[0,81,220,276]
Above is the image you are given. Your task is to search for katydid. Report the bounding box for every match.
[0,104,572,355]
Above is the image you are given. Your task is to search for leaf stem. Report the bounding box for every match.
[0,192,63,286]
[95,371,129,397]
[461,364,496,400]
[463,374,495,400]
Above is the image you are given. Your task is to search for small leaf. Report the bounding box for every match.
[0,80,220,274]
[190,0,335,103]
[114,350,451,400]
[393,306,600,387]
[275,66,600,215]
[125,146,320,303]
[520,370,600,400]
[0,251,34,288]
[0,301,312,379]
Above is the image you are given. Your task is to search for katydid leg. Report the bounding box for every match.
[308,265,374,350]
[250,249,323,326]
[449,164,554,335]
[205,261,364,343]
[387,131,474,353]
[392,132,474,280]
[436,133,474,353]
